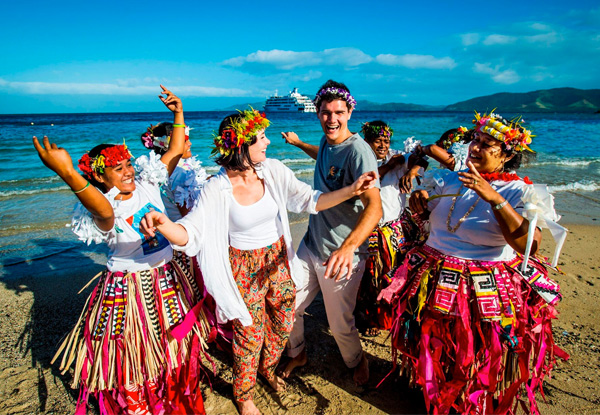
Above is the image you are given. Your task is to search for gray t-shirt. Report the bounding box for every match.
[304,133,380,262]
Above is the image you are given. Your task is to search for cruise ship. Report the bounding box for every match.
[263,88,317,112]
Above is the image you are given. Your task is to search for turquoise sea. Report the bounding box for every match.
[1,111,599,277]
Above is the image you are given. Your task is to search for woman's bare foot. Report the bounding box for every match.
[267,375,286,392]
[281,349,307,379]
[353,353,369,385]
[237,399,261,415]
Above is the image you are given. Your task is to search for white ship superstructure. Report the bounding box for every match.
[264,88,317,112]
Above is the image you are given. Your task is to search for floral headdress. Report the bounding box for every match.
[211,108,270,157]
[78,144,132,177]
[313,87,357,110]
[361,122,393,141]
[473,110,534,152]
[440,126,469,149]
[141,124,190,152]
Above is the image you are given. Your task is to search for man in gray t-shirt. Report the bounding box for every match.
[281,80,381,385]
[304,133,379,260]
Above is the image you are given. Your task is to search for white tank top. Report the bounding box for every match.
[229,185,281,250]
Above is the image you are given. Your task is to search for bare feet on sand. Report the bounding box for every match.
[281,349,307,379]
[267,375,287,392]
[237,399,261,415]
[353,353,369,385]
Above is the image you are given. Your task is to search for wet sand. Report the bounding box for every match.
[0,222,598,414]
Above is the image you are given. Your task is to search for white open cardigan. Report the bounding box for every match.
[174,158,322,326]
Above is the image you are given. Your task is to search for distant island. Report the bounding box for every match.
[444,87,600,113]
[226,87,600,113]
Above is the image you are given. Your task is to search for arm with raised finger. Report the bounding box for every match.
[158,85,186,176]
[32,136,114,231]
[281,131,319,160]
[459,161,541,254]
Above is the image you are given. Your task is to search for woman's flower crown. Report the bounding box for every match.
[211,109,270,157]
[78,144,132,176]
[141,124,190,152]
[440,126,469,149]
[361,122,393,140]
[313,87,357,110]
[473,110,534,152]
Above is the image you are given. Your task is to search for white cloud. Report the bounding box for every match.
[0,80,255,97]
[483,34,517,45]
[473,63,520,84]
[461,33,480,46]
[222,47,372,70]
[375,54,457,69]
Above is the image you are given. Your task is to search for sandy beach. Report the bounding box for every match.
[0,221,598,415]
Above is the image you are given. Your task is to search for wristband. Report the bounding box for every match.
[493,199,508,210]
[73,182,90,194]
[172,124,186,128]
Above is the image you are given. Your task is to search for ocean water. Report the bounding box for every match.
[1,111,599,275]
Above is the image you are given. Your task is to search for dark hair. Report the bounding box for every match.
[214,114,258,171]
[315,79,353,111]
[501,143,536,171]
[84,144,121,192]
[436,128,475,150]
[362,120,391,142]
[141,122,173,155]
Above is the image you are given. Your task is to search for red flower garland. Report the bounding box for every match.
[480,172,532,184]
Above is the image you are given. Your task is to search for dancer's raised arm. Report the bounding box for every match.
[158,85,186,176]
[33,135,114,231]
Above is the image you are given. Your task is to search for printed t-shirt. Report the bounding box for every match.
[304,133,380,262]
[72,177,172,273]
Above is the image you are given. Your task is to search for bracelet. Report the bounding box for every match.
[172,124,186,128]
[73,182,90,194]
[493,199,508,210]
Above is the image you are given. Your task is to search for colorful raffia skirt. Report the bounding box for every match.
[356,209,427,331]
[386,244,568,415]
[52,252,212,415]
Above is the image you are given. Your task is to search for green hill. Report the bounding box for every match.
[444,87,600,113]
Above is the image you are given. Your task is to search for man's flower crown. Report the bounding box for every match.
[473,110,534,152]
[361,122,393,140]
[313,87,357,110]
[78,144,132,176]
[211,109,270,157]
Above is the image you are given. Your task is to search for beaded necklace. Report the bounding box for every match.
[446,186,480,233]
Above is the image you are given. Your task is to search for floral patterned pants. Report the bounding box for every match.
[229,236,296,402]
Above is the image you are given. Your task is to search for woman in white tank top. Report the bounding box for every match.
[139,109,377,415]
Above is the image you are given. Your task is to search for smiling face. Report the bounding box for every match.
[467,131,511,173]
[367,137,391,160]
[94,158,136,194]
[182,138,192,159]
[247,129,270,164]
[317,99,353,144]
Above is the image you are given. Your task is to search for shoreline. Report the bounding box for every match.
[0,222,598,414]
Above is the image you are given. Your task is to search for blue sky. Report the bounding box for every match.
[1,0,599,113]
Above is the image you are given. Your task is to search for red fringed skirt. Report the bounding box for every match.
[386,244,568,414]
[52,252,212,415]
[356,210,428,331]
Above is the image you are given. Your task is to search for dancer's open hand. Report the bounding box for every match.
[32,136,75,178]
[409,190,429,214]
[159,85,183,114]
[351,171,378,196]
[140,210,168,238]
[458,161,499,203]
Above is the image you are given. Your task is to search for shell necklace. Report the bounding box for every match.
[446,186,480,233]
